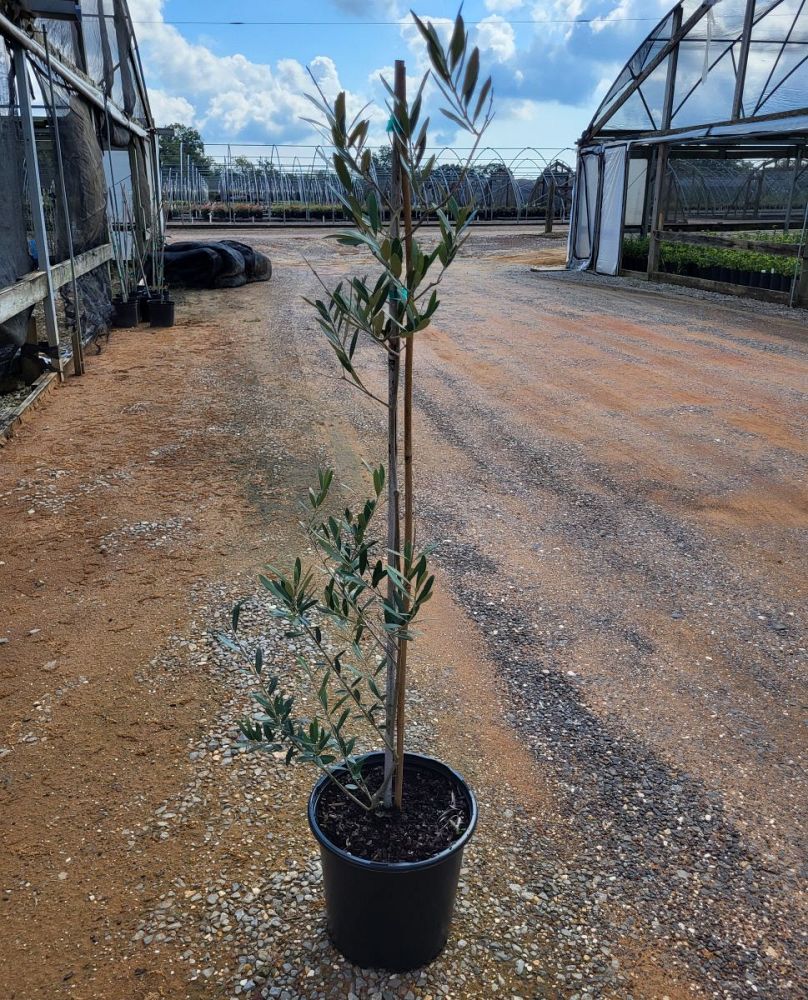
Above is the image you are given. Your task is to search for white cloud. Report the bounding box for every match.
[590,0,669,34]
[484,0,524,11]
[147,89,196,126]
[457,96,585,158]
[477,15,517,62]
[128,0,667,156]
[128,0,374,143]
[531,0,586,44]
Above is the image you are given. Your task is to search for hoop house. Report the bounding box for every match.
[0,0,158,382]
[569,0,808,276]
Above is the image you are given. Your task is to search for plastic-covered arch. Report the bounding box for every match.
[569,1,808,275]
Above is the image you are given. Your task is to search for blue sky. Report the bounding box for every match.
[129,0,673,160]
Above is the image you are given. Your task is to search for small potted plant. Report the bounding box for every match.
[146,202,176,328]
[228,9,494,972]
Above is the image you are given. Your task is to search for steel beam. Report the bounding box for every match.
[731,0,756,120]
[0,11,148,138]
[588,4,720,139]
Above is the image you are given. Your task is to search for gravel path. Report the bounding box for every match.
[128,226,805,998]
[2,225,805,999]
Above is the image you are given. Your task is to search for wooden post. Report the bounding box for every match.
[394,58,414,812]
[13,43,62,378]
[26,314,38,346]
[789,199,808,307]
[545,175,556,234]
[795,252,808,308]
[383,60,405,810]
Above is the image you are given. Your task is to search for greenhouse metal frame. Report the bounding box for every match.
[0,0,159,390]
[569,0,808,304]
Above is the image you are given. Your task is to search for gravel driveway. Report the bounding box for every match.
[1,224,804,999]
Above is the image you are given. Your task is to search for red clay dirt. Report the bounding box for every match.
[0,224,805,999]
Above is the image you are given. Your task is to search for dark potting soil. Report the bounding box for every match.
[316,763,471,863]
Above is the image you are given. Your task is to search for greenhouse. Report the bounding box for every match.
[569,0,808,304]
[160,145,575,225]
[0,0,158,384]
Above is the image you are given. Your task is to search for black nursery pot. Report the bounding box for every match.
[149,296,175,328]
[113,297,139,328]
[136,290,151,323]
[308,752,478,971]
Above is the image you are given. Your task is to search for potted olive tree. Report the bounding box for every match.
[231,10,494,971]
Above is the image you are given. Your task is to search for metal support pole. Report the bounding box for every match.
[784,148,802,233]
[642,5,681,270]
[754,170,764,219]
[731,0,756,121]
[150,129,164,244]
[13,43,62,377]
[545,175,556,234]
[647,144,670,275]
[43,32,84,375]
[661,6,682,129]
[179,140,184,219]
[228,145,233,224]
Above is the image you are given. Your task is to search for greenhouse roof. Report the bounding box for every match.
[582,0,808,145]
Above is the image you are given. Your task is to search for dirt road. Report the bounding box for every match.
[1,226,805,999]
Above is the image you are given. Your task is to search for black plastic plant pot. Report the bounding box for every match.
[149,298,175,328]
[308,752,478,972]
[137,291,151,323]
[113,298,139,328]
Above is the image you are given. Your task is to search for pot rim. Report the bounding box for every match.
[308,751,478,874]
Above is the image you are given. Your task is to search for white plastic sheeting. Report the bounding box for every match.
[625,157,649,226]
[569,144,631,275]
[595,145,629,276]
[569,150,601,270]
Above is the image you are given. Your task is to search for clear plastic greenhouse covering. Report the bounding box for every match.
[569,0,808,274]
[590,0,808,136]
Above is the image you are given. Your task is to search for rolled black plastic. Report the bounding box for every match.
[308,752,477,971]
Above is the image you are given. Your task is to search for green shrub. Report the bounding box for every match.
[622,235,798,276]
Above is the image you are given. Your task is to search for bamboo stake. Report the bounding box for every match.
[394,59,414,812]
[383,59,406,810]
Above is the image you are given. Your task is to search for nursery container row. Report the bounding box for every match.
[623,235,797,293]
[622,254,793,291]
